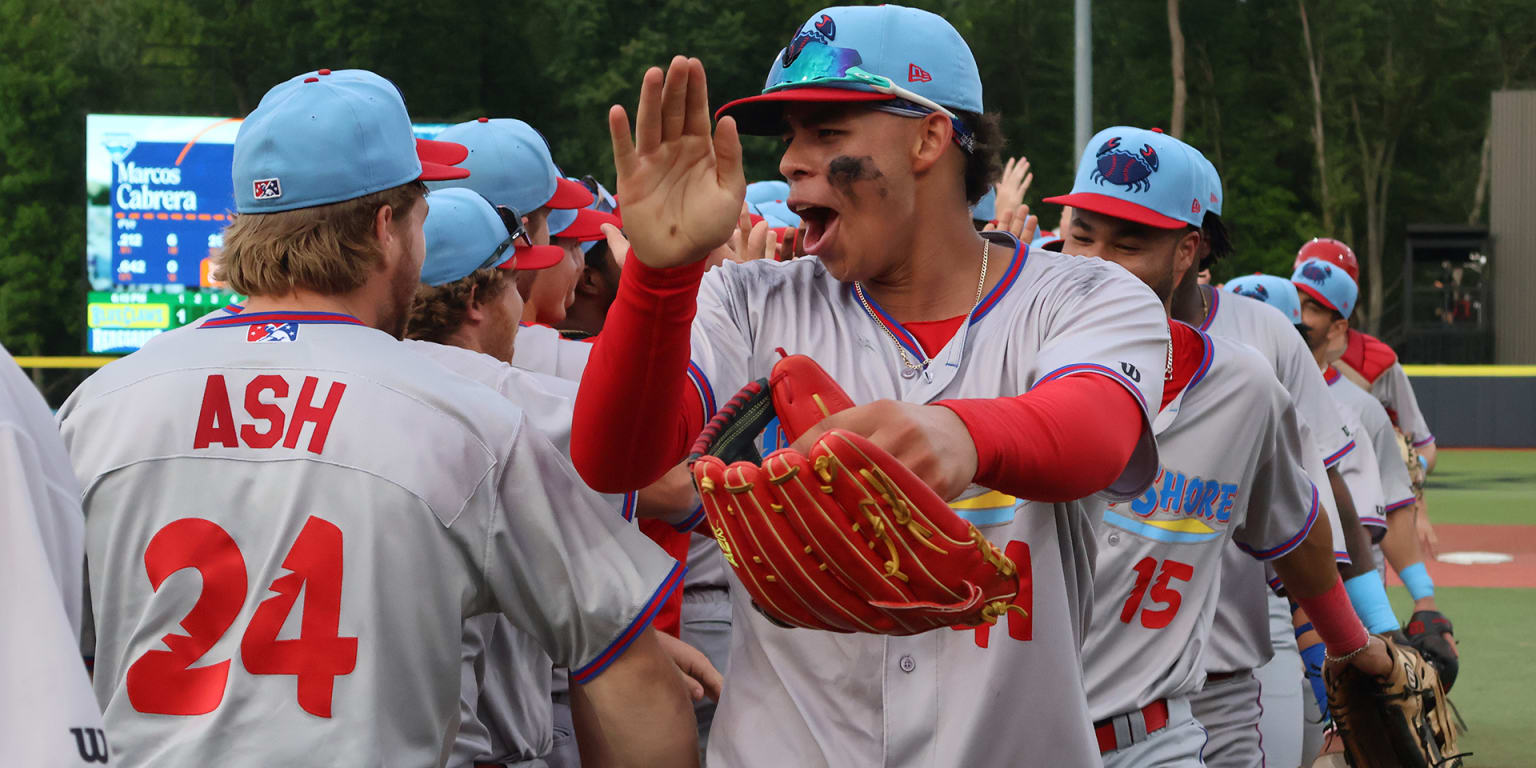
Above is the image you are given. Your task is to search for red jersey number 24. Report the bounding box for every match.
[125,516,357,718]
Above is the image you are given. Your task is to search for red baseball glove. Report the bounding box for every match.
[688,353,1026,635]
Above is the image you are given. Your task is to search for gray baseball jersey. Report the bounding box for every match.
[688,235,1169,767]
[1325,366,1413,529]
[402,339,640,766]
[1199,288,1352,677]
[1200,287,1355,468]
[58,310,680,768]
[1085,328,1319,723]
[510,323,592,382]
[0,344,109,767]
[1203,414,1340,675]
[1372,361,1434,447]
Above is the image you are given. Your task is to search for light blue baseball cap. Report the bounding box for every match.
[756,200,801,229]
[970,188,997,223]
[1225,274,1302,324]
[1044,126,1208,230]
[234,68,469,213]
[716,4,982,144]
[427,118,593,215]
[1191,150,1223,217]
[1292,258,1358,318]
[420,188,561,286]
[746,180,791,205]
[1030,229,1062,249]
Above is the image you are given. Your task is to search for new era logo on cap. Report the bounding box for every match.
[908,63,932,82]
[253,178,282,200]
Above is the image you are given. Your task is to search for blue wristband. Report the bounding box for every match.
[1398,561,1436,601]
[1344,571,1400,634]
[1418,455,1429,471]
[1297,642,1330,720]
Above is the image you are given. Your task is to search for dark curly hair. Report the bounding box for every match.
[955,110,1005,205]
[1200,212,1233,269]
[404,268,512,344]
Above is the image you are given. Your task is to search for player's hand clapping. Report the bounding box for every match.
[609,56,746,269]
[984,202,1038,243]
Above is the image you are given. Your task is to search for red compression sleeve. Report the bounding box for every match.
[1293,576,1371,656]
[571,251,708,493]
[937,375,1144,503]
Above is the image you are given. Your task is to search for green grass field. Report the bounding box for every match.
[1421,449,1536,526]
[1386,449,1536,767]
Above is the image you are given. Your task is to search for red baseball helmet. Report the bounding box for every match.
[1294,238,1359,282]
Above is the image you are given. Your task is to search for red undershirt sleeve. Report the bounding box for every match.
[571,252,708,494]
[936,374,1145,503]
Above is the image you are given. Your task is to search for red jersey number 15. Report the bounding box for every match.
[125,515,357,718]
[1119,556,1194,630]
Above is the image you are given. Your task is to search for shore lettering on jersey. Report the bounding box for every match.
[193,374,346,454]
[1104,466,1239,544]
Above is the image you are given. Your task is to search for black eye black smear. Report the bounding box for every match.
[827,155,886,200]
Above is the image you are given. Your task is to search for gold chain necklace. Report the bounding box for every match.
[855,239,990,378]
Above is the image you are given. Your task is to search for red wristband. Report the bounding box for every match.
[1292,576,1370,657]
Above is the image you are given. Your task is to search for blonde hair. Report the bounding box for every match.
[216,181,426,296]
[404,268,511,343]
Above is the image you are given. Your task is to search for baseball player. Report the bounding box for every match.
[1135,137,1401,765]
[426,118,597,371]
[560,179,625,340]
[429,143,718,762]
[1048,127,1392,766]
[1228,268,1452,757]
[0,343,109,766]
[57,69,695,767]
[1287,262,1448,623]
[1294,238,1437,471]
[1288,261,1441,619]
[403,187,721,768]
[571,6,1179,764]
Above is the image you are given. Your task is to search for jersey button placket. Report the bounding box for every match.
[884,636,939,766]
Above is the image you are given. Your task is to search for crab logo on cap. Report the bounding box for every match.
[1091,137,1160,194]
[1237,284,1270,301]
[782,13,836,66]
[253,178,283,201]
[1299,262,1332,283]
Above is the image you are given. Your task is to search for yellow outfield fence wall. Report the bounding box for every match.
[1401,365,1536,377]
[14,356,118,369]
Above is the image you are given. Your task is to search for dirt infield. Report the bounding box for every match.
[1386,524,1536,588]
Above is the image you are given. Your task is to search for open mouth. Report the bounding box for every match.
[790,202,839,255]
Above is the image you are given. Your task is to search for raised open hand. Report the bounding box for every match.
[609,56,746,269]
[994,156,1033,215]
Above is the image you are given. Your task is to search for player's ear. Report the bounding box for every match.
[373,203,396,252]
[1174,229,1201,276]
[910,112,951,173]
[463,284,486,324]
[575,265,604,297]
